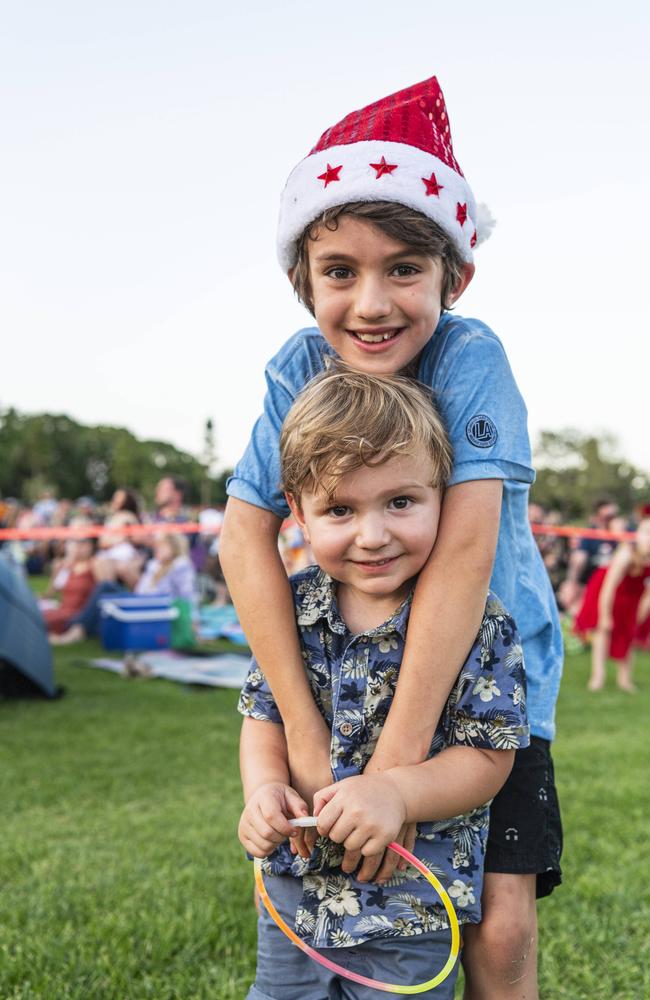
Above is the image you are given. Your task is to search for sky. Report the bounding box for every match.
[2,1,649,477]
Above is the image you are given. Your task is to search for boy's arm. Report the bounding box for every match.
[238,716,310,858]
[366,478,502,771]
[314,747,514,857]
[222,498,333,805]
[240,715,290,799]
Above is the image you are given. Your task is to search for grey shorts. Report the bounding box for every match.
[247,875,459,1000]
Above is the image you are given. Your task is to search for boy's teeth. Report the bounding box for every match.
[357,331,395,343]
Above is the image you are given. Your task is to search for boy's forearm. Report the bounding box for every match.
[239,717,290,801]
[221,498,324,735]
[374,480,502,764]
[386,745,514,823]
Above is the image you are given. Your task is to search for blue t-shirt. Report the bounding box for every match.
[239,566,529,948]
[227,314,563,740]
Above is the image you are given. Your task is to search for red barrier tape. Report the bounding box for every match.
[0,522,220,541]
[530,524,635,542]
[0,520,635,543]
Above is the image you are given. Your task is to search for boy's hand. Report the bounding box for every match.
[334,821,417,884]
[313,773,408,876]
[238,782,309,859]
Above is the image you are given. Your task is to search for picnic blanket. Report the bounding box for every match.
[90,649,249,688]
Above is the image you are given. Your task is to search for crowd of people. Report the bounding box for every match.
[0,478,230,643]
[530,498,650,691]
[2,483,649,687]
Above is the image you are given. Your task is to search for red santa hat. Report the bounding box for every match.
[277,76,492,271]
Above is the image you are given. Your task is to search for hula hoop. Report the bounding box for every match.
[254,840,460,994]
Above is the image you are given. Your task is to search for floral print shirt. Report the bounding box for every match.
[238,566,529,949]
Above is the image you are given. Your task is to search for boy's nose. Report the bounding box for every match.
[356,513,390,550]
[353,276,391,320]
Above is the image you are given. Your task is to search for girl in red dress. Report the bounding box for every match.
[42,537,96,635]
[576,516,650,691]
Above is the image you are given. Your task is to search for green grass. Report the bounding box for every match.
[1,630,649,998]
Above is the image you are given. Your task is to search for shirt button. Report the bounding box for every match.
[339,722,353,737]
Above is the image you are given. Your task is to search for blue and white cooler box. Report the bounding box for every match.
[99,594,179,651]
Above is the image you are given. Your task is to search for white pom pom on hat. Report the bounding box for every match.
[277,76,494,271]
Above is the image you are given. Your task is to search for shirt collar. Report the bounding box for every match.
[295,566,412,640]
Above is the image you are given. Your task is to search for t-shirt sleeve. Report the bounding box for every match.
[442,594,530,751]
[226,328,328,518]
[238,658,283,724]
[420,320,535,487]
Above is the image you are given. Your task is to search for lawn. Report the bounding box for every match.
[1,631,649,999]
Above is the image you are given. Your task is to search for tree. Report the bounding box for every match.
[201,418,218,506]
[0,407,231,505]
[530,429,650,519]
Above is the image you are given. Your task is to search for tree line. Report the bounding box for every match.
[530,430,649,519]
[0,408,230,506]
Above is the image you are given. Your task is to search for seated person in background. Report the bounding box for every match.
[51,532,197,644]
[137,532,196,599]
[41,537,97,634]
[153,477,188,523]
[92,488,145,588]
[239,367,529,999]
[559,498,619,613]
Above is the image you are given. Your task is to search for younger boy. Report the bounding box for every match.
[238,367,529,999]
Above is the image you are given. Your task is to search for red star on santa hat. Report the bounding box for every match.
[370,156,398,178]
[470,229,477,248]
[456,202,467,226]
[317,163,342,187]
[422,172,443,197]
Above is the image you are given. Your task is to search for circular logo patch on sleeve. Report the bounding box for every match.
[466,414,498,448]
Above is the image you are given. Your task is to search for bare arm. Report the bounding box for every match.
[389,746,514,823]
[637,584,650,626]
[221,498,332,805]
[597,546,631,628]
[566,547,588,584]
[367,479,503,770]
[238,717,310,858]
[314,747,514,856]
[239,716,291,800]
[558,546,588,611]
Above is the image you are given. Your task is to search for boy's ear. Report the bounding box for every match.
[450,263,475,304]
[286,493,309,540]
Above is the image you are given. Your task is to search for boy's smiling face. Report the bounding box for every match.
[307,215,467,374]
[288,448,442,619]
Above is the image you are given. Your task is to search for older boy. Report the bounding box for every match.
[223,77,562,998]
[239,367,529,999]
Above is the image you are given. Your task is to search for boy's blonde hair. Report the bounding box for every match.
[280,362,452,502]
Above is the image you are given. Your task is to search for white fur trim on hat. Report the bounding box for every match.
[277,140,478,270]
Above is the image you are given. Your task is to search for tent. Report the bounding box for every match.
[0,553,59,698]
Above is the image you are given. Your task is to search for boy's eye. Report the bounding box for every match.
[326,266,354,280]
[392,264,419,277]
[327,505,351,518]
[389,496,412,510]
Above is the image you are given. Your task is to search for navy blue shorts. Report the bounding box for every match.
[484,736,563,898]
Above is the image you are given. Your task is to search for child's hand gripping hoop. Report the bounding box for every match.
[253,817,460,994]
